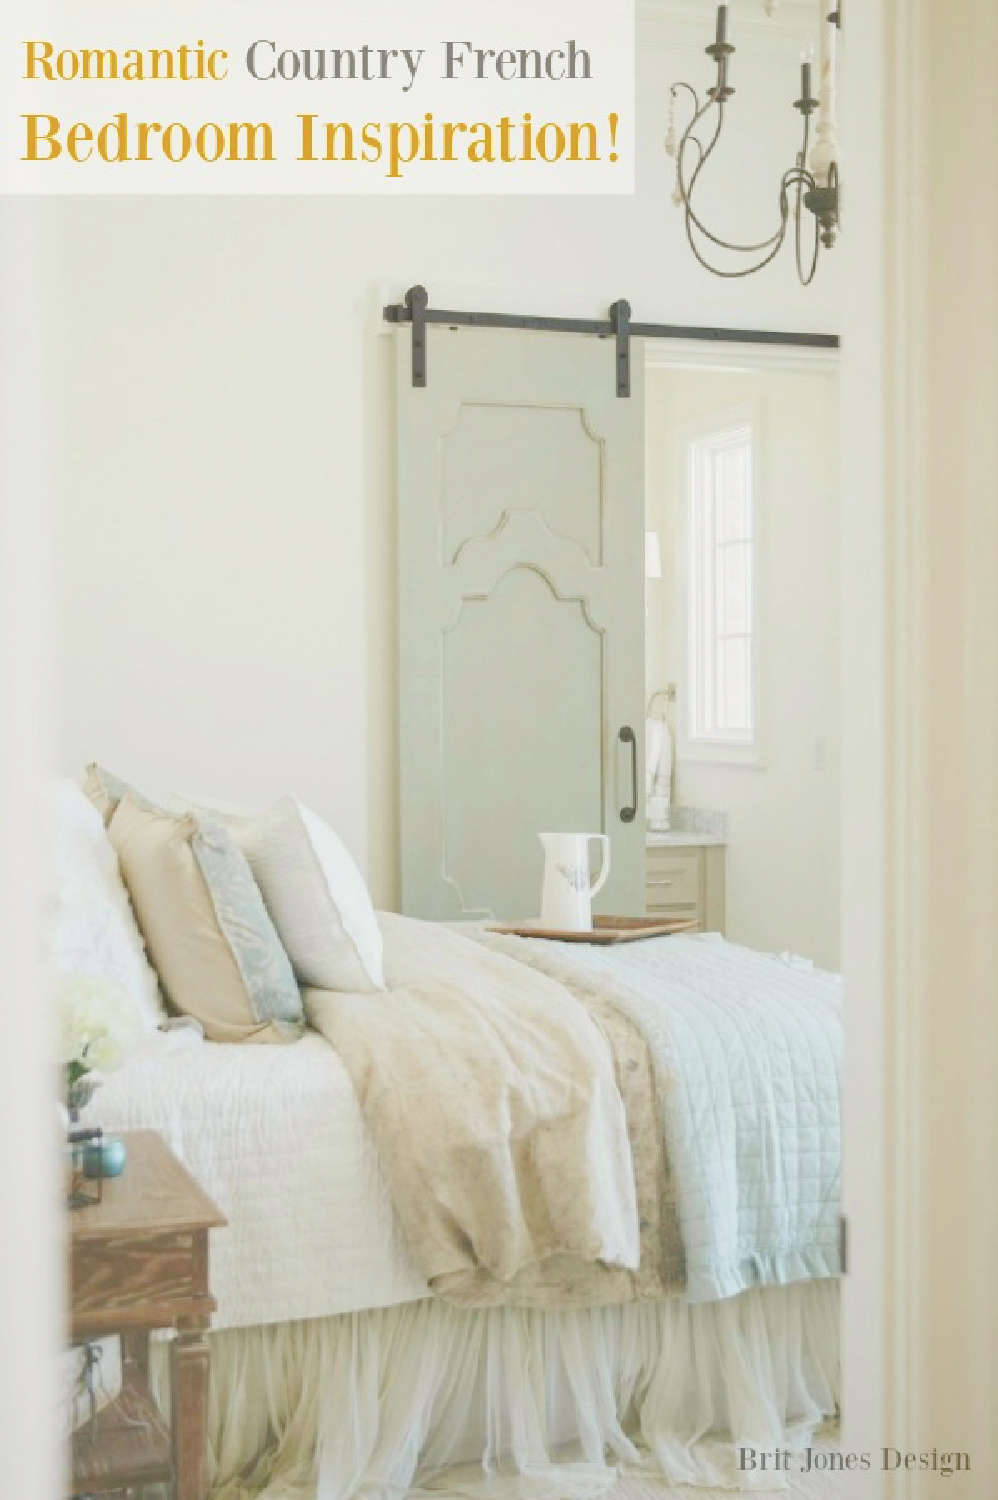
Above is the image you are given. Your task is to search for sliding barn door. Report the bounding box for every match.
[397,326,645,920]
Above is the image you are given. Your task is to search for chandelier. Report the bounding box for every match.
[665,3,841,284]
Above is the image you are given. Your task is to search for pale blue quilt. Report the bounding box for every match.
[477,931,842,1304]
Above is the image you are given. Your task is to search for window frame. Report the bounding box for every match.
[678,400,764,768]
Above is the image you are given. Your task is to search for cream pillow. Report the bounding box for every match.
[107,794,304,1044]
[183,794,385,992]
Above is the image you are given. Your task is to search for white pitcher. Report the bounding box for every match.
[539,832,611,931]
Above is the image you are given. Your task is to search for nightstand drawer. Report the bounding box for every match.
[645,849,701,908]
[72,1230,203,1321]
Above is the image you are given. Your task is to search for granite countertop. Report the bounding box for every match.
[646,830,728,848]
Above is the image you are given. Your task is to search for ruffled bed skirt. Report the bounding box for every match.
[151,1282,839,1499]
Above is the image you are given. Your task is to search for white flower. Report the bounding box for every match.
[56,974,140,1078]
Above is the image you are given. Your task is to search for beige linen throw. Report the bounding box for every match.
[306,914,678,1307]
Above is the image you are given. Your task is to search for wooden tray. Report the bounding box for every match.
[489,915,700,944]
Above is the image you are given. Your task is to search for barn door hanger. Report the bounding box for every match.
[384,285,634,398]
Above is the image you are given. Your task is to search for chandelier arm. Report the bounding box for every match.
[794,110,810,256]
[790,113,821,284]
[677,102,786,256]
[669,85,708,217]
[781,165,818,202]
[778,159,821,285]
[677,101,724,223]
[676,129,707,191]
[793,200,821,284]
[668,82,704,182]
[675,92,719,194]
[681,190,787,258]
[682,164,791,278]
[794,187,821,284]
[683,213,790,279]
[800,207,821,285]
[671,80,701,113]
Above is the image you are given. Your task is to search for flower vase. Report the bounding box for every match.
[66,1076,101,1208]
[67,1076,99,1125]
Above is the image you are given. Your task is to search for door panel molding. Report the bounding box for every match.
[441,401,606,567]
[398,325,645,921]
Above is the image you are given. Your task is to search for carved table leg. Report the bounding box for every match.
[170,1320,211,1500]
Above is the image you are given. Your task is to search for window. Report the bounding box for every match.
[686,417,756,753]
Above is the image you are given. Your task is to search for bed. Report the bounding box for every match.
[55,776,842,1499]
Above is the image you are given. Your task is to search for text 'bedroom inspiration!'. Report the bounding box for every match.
[4,9,635,195]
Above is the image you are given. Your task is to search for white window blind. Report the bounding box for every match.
[687,420,756,750]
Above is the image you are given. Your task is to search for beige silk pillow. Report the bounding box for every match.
[107,794,303,1045]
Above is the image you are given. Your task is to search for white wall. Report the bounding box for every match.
[645,363,840,967]
[46,4,840,908]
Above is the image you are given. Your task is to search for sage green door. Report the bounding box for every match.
[396,326,645,921]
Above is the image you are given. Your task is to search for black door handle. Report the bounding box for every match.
[618,726,637,823]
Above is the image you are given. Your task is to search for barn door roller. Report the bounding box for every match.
[610,299,631,399]
[383,285,839,398]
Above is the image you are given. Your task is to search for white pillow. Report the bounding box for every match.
[180,794,384,993]
[44,777,165,1030]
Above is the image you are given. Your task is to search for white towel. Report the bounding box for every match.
[645,717,673,798]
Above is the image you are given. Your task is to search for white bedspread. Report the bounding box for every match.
[87,924,841,1330]
[88,1031,428,1331]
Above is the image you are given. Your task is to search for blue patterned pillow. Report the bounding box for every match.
[191,818,304,1032]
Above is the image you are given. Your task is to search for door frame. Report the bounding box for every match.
[842,0,998,1489]
[0,202,63,1497]
[644,339,840,376]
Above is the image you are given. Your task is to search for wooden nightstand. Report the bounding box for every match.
[69,1129,226,1499]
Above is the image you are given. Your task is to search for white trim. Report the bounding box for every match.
[837,1,889,1485]
[881,1,928,1489]
[839,1,938,1493]
[643,338,840,375]
[673,399,765,769]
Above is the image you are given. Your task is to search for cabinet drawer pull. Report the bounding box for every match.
[648,877,674,887]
